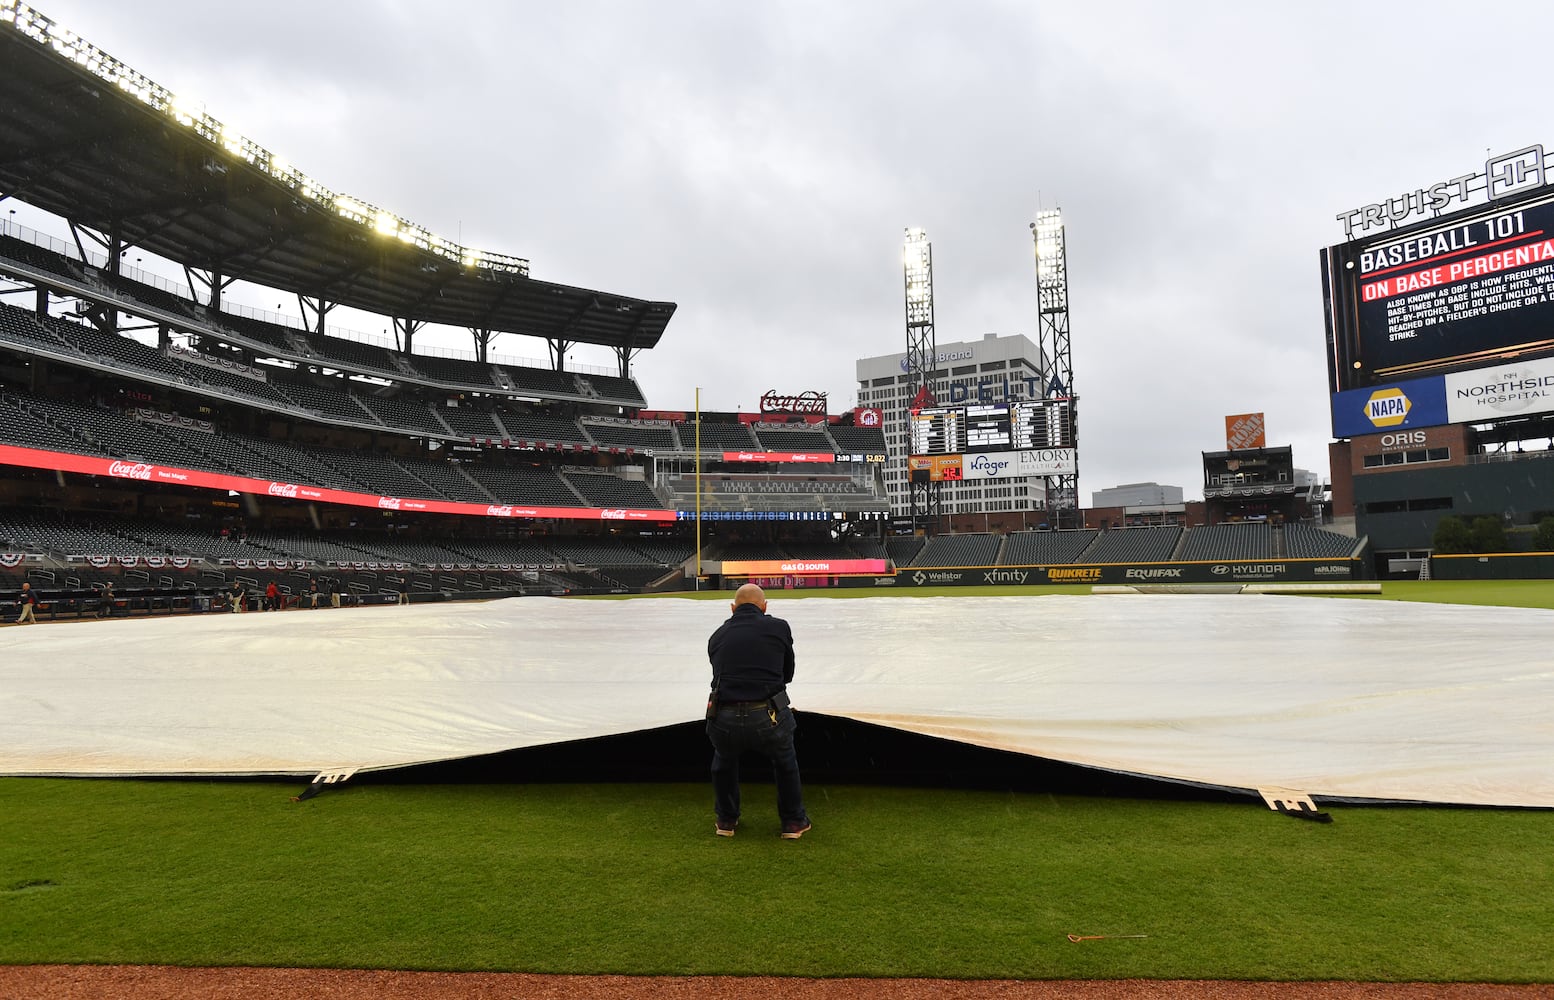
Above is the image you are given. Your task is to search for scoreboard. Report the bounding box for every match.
[908,398,1078,482]
[1012,398,1076,450]
[964,404,1013,451]
[1322,187,1554,391]
[909,407,959,456]
[912,400,1072,455]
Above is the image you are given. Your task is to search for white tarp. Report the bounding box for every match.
[3,594,1550,807]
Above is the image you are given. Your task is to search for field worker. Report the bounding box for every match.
[15,581,37,624]
[705,583,811,840]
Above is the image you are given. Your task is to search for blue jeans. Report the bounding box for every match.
[707,701,808,825]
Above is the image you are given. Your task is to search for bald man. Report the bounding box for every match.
[705,583,811,839]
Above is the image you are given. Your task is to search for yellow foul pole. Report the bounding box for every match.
[694,387,702,590]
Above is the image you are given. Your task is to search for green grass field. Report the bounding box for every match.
[4,580,1552,981]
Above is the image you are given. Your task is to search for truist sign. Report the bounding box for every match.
[1336,144,1549,238]
[760,389,828,415]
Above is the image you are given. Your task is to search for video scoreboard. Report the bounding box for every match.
[1323,186,1554,392]
[911,399,1075,455]
[911,404,1015,454]
[908,398,1078,482]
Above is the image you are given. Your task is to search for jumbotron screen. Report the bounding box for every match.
[910,400,1075,455]
[1322,188,1554,391]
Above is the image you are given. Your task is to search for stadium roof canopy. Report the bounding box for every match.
[0,12,675,354]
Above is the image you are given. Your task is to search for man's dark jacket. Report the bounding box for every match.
[708,603,795,702]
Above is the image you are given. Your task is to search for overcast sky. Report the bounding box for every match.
[14,1,1554,501]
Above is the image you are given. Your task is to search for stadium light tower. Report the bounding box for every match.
[902,227,942,534]
[1032,209,1079,527]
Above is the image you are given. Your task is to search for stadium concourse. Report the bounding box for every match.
[4,593,1551,809]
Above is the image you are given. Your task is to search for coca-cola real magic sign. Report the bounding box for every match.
[759,389,828,415]
[0,443,677,524]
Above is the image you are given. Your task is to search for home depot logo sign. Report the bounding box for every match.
[1224,412,1266,450]
[1364,387,1412,428]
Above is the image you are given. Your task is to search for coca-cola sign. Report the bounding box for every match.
[599,509,628,520]
[486,505,514,517]
[268,482,300,498]
[107,461,154,481]
[378,497,402,510]
[760,389,828,415]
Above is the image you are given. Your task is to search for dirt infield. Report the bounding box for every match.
[0,968,1548,999]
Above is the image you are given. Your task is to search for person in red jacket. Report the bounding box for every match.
[265,580,280,612]
[15,581,38,624]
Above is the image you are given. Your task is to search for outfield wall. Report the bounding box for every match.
[837,558,1361,589]
[1430,552,1554,580]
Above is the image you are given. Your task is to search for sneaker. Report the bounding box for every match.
[779,818,812,840]
[715,818,738,837]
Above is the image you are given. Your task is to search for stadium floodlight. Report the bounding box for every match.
[901,225,941,533]
[1,5,532,277]
[1033,209,1064,286]
[903,228,932,304]
[170,94,202,128]
[219,123,257,162]
[333,195,369,224]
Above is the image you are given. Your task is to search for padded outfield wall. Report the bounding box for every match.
[830,558,1362,589]
[1430,552,1554,579]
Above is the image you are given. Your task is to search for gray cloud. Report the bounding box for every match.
[25,0,1554,499]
